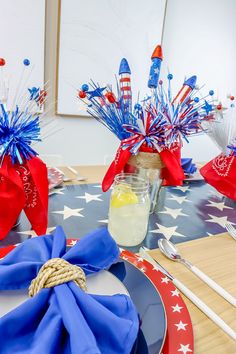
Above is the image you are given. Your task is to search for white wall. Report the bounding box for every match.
[38,0,236,165]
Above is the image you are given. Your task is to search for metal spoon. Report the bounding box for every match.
[158,238,236,307]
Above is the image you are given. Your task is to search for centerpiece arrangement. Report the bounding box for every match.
[0,58,48,239]
[78,44,219,207]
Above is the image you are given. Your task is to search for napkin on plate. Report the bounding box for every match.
[0,226,139,354]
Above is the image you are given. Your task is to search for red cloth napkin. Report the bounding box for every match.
[0,156,48,239]
[102,143,184,191]
[200,153,236,200]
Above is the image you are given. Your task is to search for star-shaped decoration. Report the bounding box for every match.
[52,206,84,220]
[87,86,106,99]
[76,192,102,203]
[98,219,108,224]
[150,223,184,240]
[177,343,192,353]
[161,276,170,284]
[159,207,188,220]
[153,68,159,74]
[172,304,183,313]
[18,226,56,238]
[171,289,180,297]
[206,200,233,211]
[68,240,78,246]
[175,321,188,331]
[49,188,65,196]
[168,195,191,204]
[173,185,190,193]
[202,100,213,115]
[206,214,233,228]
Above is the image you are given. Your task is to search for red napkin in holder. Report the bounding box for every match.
[0,156,48,239]
[200,153,236,200]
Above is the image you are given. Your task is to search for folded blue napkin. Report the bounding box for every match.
[181,158,197,175]
[0,226,139,354]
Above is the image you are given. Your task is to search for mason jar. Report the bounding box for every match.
[108,173,150,247]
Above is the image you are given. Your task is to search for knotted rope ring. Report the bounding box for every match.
[29,258,87,297]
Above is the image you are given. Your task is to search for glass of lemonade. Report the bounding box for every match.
[108,173,150,247]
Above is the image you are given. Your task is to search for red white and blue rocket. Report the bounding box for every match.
[148,45,163,89]
[172,75,197,105]
[119,58,132,110]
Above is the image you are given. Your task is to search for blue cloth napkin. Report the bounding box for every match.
[0,226,139,354]
[181,158,197,175]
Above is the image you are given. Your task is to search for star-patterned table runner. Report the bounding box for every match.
[1,180,235,252]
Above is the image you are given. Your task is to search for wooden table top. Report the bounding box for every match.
[63,165,236,353]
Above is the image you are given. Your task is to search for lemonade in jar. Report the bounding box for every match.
[108,174,150,247]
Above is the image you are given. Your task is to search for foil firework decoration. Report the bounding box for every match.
[78,44,221,154]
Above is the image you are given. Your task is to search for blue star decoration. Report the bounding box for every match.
[28,87,40,101]
[87,87,106,99]
[202,100,213,115]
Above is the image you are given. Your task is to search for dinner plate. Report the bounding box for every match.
[48,167,64,190]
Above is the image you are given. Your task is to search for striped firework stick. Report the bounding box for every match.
[119,58,132,110]
[172,75,197,105]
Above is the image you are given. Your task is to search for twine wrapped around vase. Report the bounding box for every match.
[127,152,165,170]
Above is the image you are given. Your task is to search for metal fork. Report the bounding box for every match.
[225,223,236,241]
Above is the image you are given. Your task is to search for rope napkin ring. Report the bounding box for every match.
[29,258,87,297]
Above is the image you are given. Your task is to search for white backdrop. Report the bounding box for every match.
[0,0,45,108]
[57,0,166,115]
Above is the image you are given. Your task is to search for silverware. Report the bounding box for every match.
[67,166,87,181]
[54,167,72,182]
[225,223,236,241]
[139,247,236,341]
[158,238,236,307]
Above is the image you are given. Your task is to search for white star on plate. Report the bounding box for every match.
[161,276,170,284]
[98,219,108,224]
[206,214,233,228]
[175,320,188,331]
[76,192,102,203]
[159,207,188,219]
[177,343,192,353]
[150,223,184,240]
[52,206,84,220]
[168,195,191,204]
[18,226,56,238]
[171,289,180,297]
[172,304,183,313]
[173,186,190,193]
[206,200,233,211]
[69,240,78,246]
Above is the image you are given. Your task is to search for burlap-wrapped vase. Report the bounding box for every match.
[124,152,165,213]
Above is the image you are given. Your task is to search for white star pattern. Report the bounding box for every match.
[159,207,188,219]
[98,219,108,224]
[150,223,184,240]
[206,214,233,228]
[172,304,183,313]
[52,206,84,220]
[177,344,192,353]
[52,188,65,195]
[92,185,102,188]
[171,289,180,297]
[173,186,190,193]
[69,240,78,246]
[206,200,233,211]
[175,320,188,331]
[168,195,191,204]
[76,192,102,203]
[153,68,159,74]
[161,276,170,284]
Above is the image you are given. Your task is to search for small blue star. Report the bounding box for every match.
[202,100,213,114]
[87,87,106,99]
[28,87,40,101]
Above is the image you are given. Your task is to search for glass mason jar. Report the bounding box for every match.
[108,173,150,247]
[124,152,164,214]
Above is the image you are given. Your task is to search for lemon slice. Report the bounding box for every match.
[111,184,138,208]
